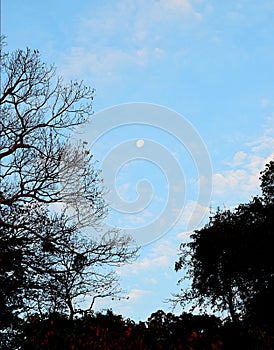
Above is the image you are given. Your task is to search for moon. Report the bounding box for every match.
[136,139,145,148]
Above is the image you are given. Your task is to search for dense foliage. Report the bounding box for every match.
[3,309,270,350]
[174,160,274,343]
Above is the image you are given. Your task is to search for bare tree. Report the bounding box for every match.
[0,37,105,220]
[1,202,136,320]
[35,224,136,320]
[0,38,138,325]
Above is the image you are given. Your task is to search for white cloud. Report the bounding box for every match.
[92,288,152,318]
[59,0,203,82]
[60,46,135,82]
[213,169,252,196]
[173,200,210,232]
[119,238,178,276]
[127,288,152,301]
[144,277,158,284]
[212,126,274,203]
[122,255,167,275]
[228,151,247,167]
[60,45,167,83]
[152,0,202,20]
[176,230,192,239]
[177,126,274,235]
[247,128,274,154]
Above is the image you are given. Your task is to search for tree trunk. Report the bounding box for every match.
[228,288,238,323]
[66,295,75,321]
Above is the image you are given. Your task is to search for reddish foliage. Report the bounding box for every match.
[18,310,273,349]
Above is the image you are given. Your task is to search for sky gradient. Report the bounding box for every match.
[2,0,274,321]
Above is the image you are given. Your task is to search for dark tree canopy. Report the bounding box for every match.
[0,39,138,336]
[0,226,25,330]
[174,159,274,323]
[260,159,274,204]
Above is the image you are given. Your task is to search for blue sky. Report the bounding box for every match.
[2,0,274,321]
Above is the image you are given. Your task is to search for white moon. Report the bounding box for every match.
[136,139,145,148]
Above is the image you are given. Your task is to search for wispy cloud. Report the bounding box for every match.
[128,288,152,301]
[59,0,203,83]
[173,200,210,232]
[92,288,152,318]
[228,151,247,167]
[260,98,273,108]
[119,238,178,276]
[212,125,274,203]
